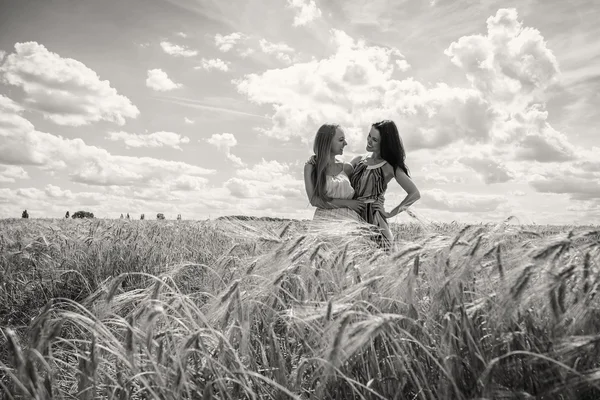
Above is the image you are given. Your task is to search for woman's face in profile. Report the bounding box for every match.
[366,127,381,153]
[330,127,347,156]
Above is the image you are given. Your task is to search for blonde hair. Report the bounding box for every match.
[311,124,339,202]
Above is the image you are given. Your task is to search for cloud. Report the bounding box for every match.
[287,0,322,27]
[234,29,493,150]
[236,159,292,182]
[195,58,229,72]
[234,8,579,174]
[169,175,208,191]
[395,59,410,71]
[107,131,190,150]
[259,39,295,64]
[224,159,304,208]
[0,98,215,187]
[419,188,507,212]
[529,165,600,201]
[422,172,450,185]
[205,133,244,166]
[0,42,139,126]
[184,117,194,124]
[444,8,560,112]
[214,32,245,52]
[239,48,255,58]
[259,40,294,54]
[0,165,29,183]
[459,155,514,184]
[176,32,188,38]
[146,69,182,91]
[160,41,198,57]
[0,94,23,113]
[206,132,237,151]
[514,127,577,162]
[0,50,5,62]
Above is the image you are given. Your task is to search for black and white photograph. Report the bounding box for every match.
[1,0,599,398]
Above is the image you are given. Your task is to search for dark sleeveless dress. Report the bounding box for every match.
[350,156,393,246]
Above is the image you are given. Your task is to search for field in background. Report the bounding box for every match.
[1,217,600,399]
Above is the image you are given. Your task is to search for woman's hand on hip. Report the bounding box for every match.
[373,202,392,218]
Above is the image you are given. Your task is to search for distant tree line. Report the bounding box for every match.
[20,210,286,221]
[216,215,297,222]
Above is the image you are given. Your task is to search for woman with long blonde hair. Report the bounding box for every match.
[303,124,365,220]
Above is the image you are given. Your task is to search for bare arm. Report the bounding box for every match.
[343,162,354,178]
[304,163,350,209]
[376,166,420,218]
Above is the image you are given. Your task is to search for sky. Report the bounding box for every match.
[0,0,599,224]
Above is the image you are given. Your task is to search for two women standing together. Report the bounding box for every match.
[303,120,421,248]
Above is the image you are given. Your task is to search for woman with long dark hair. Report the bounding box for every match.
[304,124,366,220]
[351,120,420,247]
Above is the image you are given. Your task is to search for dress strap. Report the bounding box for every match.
[366,160,387,169]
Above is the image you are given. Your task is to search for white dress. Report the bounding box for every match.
[312,169,360,221]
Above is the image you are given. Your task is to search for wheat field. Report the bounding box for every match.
[1,217,600,399]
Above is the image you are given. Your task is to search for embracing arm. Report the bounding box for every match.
[343,162,354,178]
[304,163,351,209]
[350,155,363,169]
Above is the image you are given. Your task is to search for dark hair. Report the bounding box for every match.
[372,120,410,177]
[311,123,339,202]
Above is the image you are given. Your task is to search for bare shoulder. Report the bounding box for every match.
[343,162,354,175]
[382,162,395,175]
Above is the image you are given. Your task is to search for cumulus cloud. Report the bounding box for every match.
[236,159,292,182]
[287,0,322,27]
[0,50,5,61]
[234,8,579,172]
[206,132,237,151]
[184,117,194,124]
[0,93,23,113]
[395,59,410,71]
[0,98,215,187]
[214,32,245,52]
[169,175,208,191]
[107,131,190,150]
[0,165,29,183]
[0,42,139,126]
[422,172,450,185]
[224,159,304,208]
[205,133,244,166]
[235,29,493,150]
[459,155,514,184]
[176,32,187,38]
[160,41,198,57]
[514,127,577,162]
[259,39,295,64]
[146,69,182,91]
[195,58,229,72]
[419,188,507,212]
[445,8,560,111]
[529,166,600,201]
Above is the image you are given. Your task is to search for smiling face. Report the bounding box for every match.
[366,126,381,154]
[330,127,347,156]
